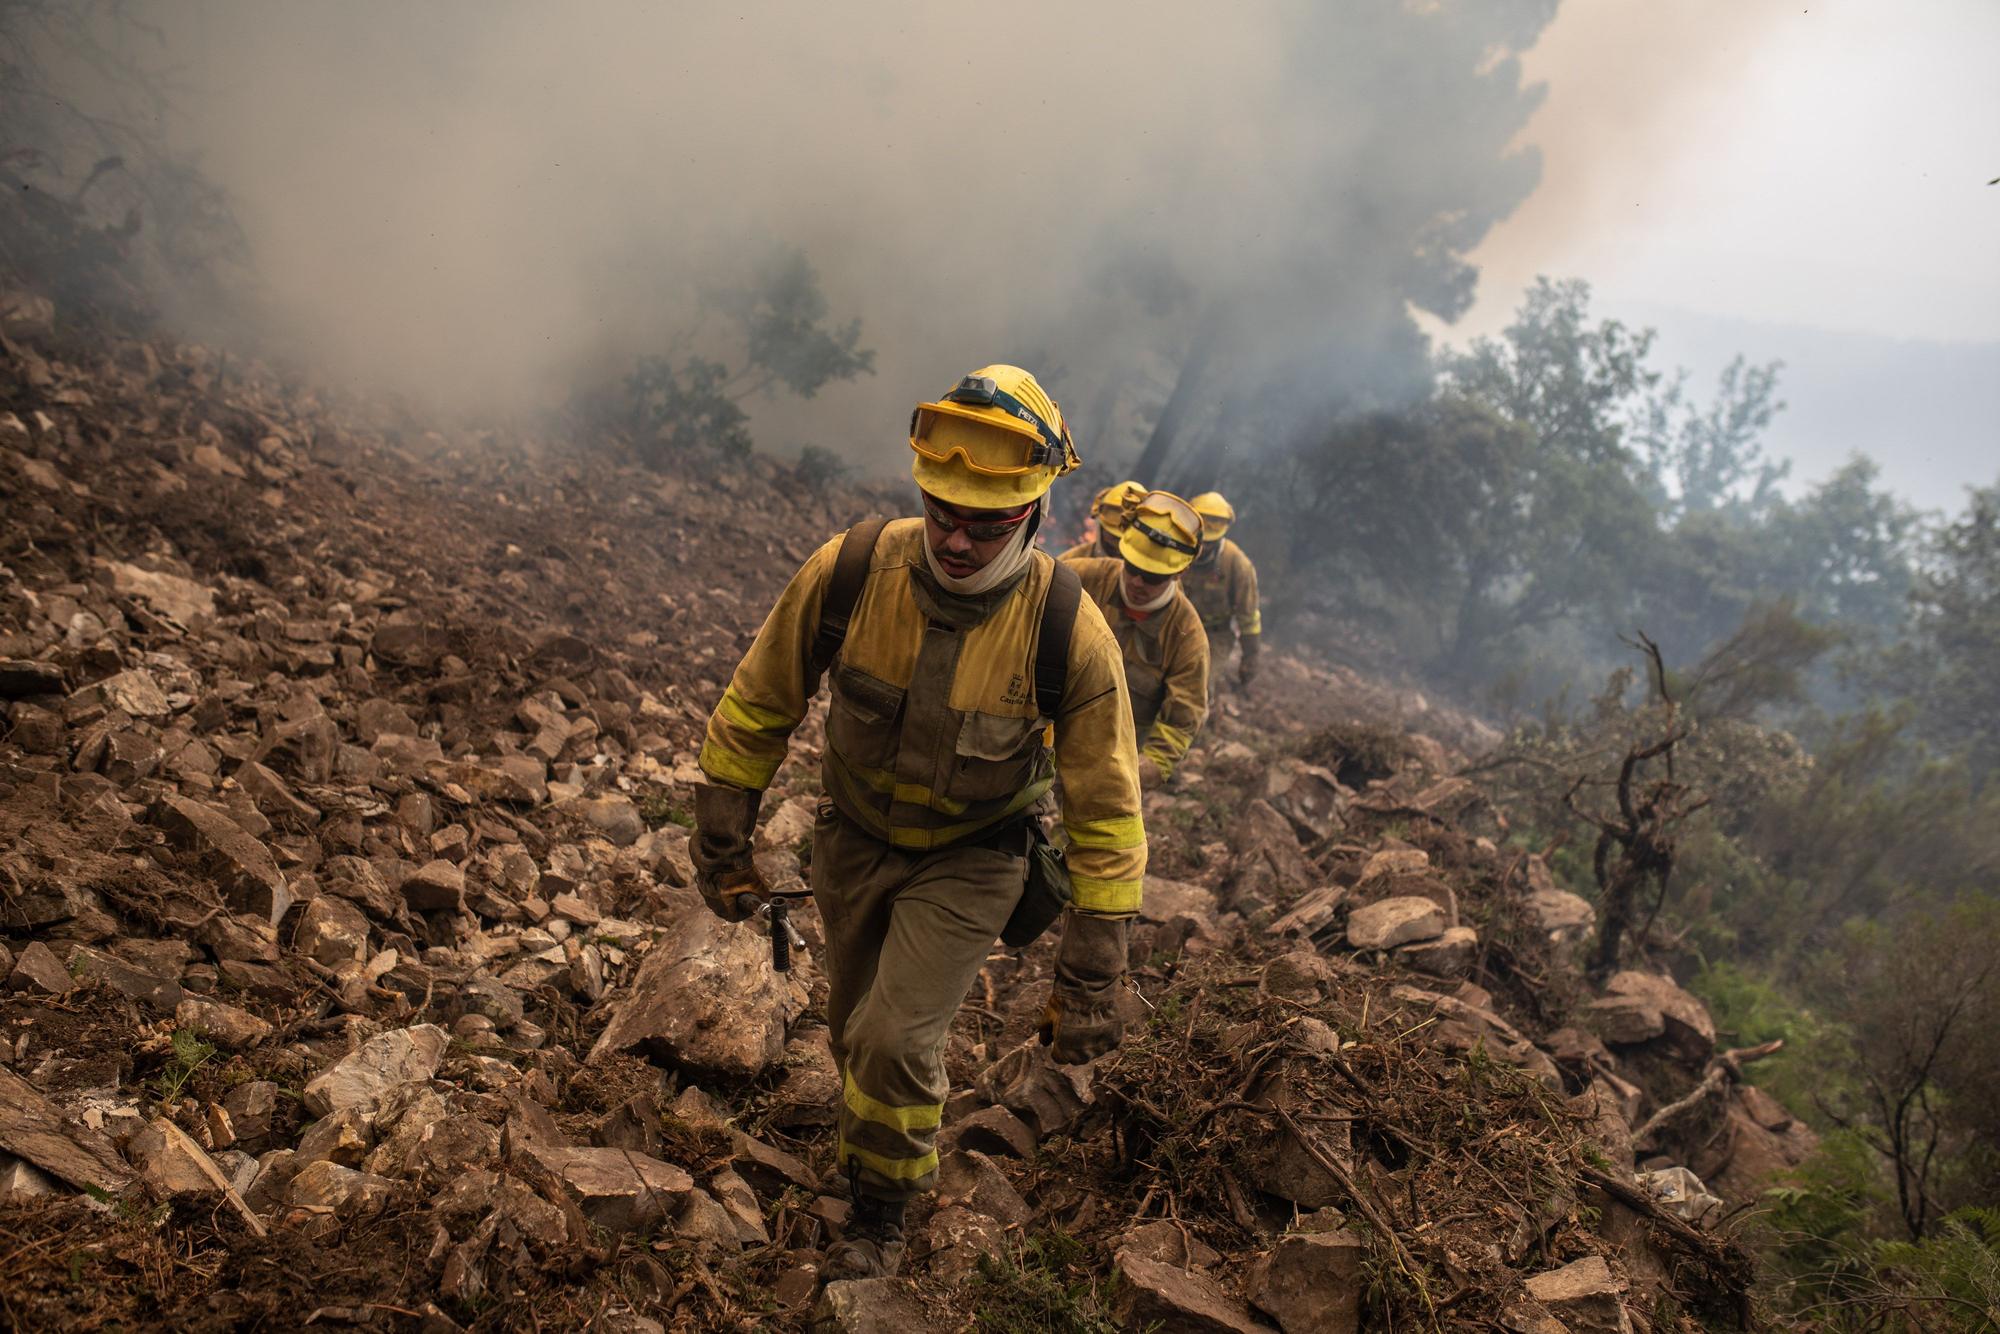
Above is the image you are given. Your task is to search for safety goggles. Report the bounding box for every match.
[1122,561,1174,587]
[922,493,1036,543]
[910,375,1079,477]
[1124,490,1203,557]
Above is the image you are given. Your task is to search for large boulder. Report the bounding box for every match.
[588,911,807,1080]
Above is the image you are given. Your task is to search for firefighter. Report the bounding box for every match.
[1055,478,1145,560]
[691,365,1145,1280]
[1062,490,1209,788]
[1183,491,1262,688]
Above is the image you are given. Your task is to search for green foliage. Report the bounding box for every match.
[794,444,853,488]
[1689,960,1838,1114]
[1635,353,1788,520]
[152,1027,216,1106]
[634,788,691,829]
[1869,1207,2000,1332]
[1872,483,2000,788]
[970,1231,1124,1333]
[1807,898,2000,1240]
[1759,1129,1883,1304]
[714,248,875,399]
[623,355,752,460]
[607,246,874,469]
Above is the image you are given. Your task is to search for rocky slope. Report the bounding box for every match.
[0,296,1809,1331]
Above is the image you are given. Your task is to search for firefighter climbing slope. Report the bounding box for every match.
[1056,478,1145,560]
[689,365,1147,1280]
[1062,489,1210,788]
[1183,491,1263,689]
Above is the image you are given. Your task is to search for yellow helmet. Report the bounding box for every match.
[1119,490,1204,577]
[1190,491,1236,542]
[910,365,1079,509]
[1092,479,1147,537]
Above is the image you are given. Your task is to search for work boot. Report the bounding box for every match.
[824,1191,907,1280]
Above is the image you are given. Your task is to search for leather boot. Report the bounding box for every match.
[824,1190,907,1280]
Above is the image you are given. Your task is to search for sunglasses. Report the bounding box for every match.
[1122,562,1174,587]
[923,494,1035,543]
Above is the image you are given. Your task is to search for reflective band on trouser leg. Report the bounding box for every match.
[823,829,1027,1201]
[844,1069,941,1133]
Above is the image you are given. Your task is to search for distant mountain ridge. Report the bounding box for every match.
[1619,300,2000,515]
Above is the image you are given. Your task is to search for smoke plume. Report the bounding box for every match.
[37,1,1560,475]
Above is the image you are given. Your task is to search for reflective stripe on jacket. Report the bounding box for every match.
[700,518,1146,915]
[1064,556,1209,780]
[1182,537,1261,639]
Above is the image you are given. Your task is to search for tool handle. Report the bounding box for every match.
[769,897,792,973]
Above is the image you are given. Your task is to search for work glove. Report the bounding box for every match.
[692,782,768,922]
[1138,757,1166,792]
[1238,634,1260,689]
[1039,911,1129,1064]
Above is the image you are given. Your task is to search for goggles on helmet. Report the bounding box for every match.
[921,493,1036,543]
[910,375,1079,478]
[1124,490,1203,557]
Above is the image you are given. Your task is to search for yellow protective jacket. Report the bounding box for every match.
[1182,537,1261,642]
[700,519,1146,916]
[1064,557,1209,780]
[1054,535,1120,563]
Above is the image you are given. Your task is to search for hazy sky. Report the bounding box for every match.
[95,1,1999,507]
[1458,0,2000,343]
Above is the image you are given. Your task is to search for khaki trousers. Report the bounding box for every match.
[812,804,1025,1201]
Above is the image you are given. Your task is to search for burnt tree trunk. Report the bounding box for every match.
[1132,308,1223,484]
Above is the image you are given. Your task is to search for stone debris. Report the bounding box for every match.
[0,277,1776,1329]
[934,1149,1032,1227]
[1345,894,1446,950]
[0,1068,133,1196]
[812,1277,932,1332]
[1114,1249,1270,1333]
[1521,1255,1633,1334]
[588,910,807,1080]
[1246,1227,1365,1334]
[1397,924,1479,977]
[302,1024,450,1116]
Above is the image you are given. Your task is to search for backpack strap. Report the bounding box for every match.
[810,517,889,680]
[1034,559,1081,721]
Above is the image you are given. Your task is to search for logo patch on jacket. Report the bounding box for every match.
[1000,673,1032,707]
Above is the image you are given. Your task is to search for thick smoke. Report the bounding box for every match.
[61,1,1557,474]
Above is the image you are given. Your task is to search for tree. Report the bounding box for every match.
[1428,278,1661,676]
[1562,634,1711,975]
[0,0,253,329]
[1635,354,1789,521]
[1440,276,1657,466]
[602,248,874,467]
[1876,484,2000,787]
[1813,899,2000,1241]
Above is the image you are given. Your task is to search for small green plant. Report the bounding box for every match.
[152,1028,217,1106]
[635,788,692,829]
[970,1230,1124,1333]
[795,444,853,487]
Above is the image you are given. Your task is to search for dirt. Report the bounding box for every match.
[0,259,1803,1332]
